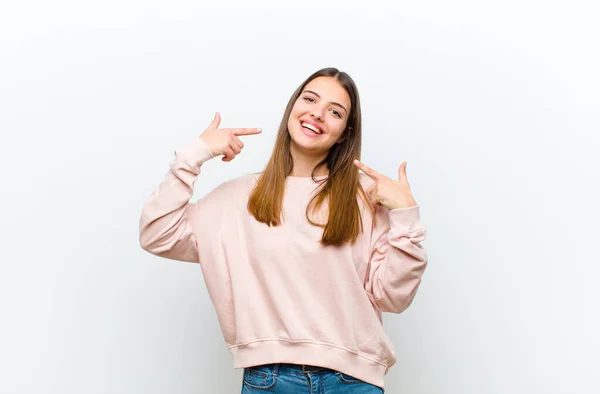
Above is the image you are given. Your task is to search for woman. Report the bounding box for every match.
[139,67,428,393]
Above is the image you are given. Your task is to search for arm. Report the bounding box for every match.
[139,138,214,263]
[139,113,261,262]
[364,204,428,313]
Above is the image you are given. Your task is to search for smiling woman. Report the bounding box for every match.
[139,67,428,393]
[248,68,367,245]
[290,77,350,145]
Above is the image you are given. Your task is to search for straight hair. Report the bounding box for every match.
[247,67,371,246]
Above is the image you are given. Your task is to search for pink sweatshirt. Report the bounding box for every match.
[139,138,428,390]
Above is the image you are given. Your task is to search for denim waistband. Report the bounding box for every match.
[276,363,335,374]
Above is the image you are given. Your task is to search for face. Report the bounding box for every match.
[287,76,351,155]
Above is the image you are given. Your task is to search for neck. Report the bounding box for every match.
[289,145,329,177]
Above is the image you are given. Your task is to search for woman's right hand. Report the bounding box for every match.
[199,112,262,162]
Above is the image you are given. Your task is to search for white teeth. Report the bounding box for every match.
[301,122,322,134]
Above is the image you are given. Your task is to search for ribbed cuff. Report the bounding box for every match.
[388,205,421,233]
[173,138,215,171]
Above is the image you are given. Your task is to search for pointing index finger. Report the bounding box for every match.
[353,159,382,180]
[229,128,262,136]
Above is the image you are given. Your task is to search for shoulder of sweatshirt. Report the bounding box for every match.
[215,172,261,195]
[196,172,261,210]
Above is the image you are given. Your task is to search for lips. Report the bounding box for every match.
[299,120,324,135]
[300,126,321,138]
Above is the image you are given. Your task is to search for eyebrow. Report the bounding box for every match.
[302,90,348,114]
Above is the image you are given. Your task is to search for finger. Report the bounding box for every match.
[225,128,262,136]
[222,146,235,161]
[398,162,410,184]
[365,183,377,196]
[365,184,379,206]
[232,135,244,150]
[397,161,406,181]
[230,142,242,155]
[353,159,382,181]
[208,112,221,130]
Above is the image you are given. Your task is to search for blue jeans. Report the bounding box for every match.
[241,363,385,393]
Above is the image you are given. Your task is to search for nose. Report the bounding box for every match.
[310,105,325,121]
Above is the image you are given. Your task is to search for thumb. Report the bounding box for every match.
[208,112,221,130]
[398,161,407,181]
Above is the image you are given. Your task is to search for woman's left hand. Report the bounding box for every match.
[353,160,418,210]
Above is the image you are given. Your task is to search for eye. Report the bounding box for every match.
[331,109,342,118]
[303,96,315,103]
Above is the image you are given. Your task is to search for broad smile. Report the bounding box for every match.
[299,120,324,136]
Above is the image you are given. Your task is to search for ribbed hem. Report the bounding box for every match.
[229,338,388,390]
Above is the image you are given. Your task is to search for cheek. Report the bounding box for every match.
[328,119,346,136]
[289,103,311,127]
[292,102,310,116]
[288,104,302,123]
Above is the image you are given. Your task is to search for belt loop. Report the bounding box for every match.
[273,363,280,376]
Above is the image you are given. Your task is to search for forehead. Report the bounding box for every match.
[303,76,351,110]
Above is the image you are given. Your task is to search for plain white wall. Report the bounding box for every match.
[1,1,599,393]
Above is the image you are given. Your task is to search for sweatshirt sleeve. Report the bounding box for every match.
[364,204,428,314]
[139,138,214,263]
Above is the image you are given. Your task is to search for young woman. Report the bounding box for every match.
[139,67,428,393]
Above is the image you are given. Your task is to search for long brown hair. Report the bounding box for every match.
[247,67,370,246]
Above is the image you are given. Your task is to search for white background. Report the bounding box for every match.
[1,1,599,393]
